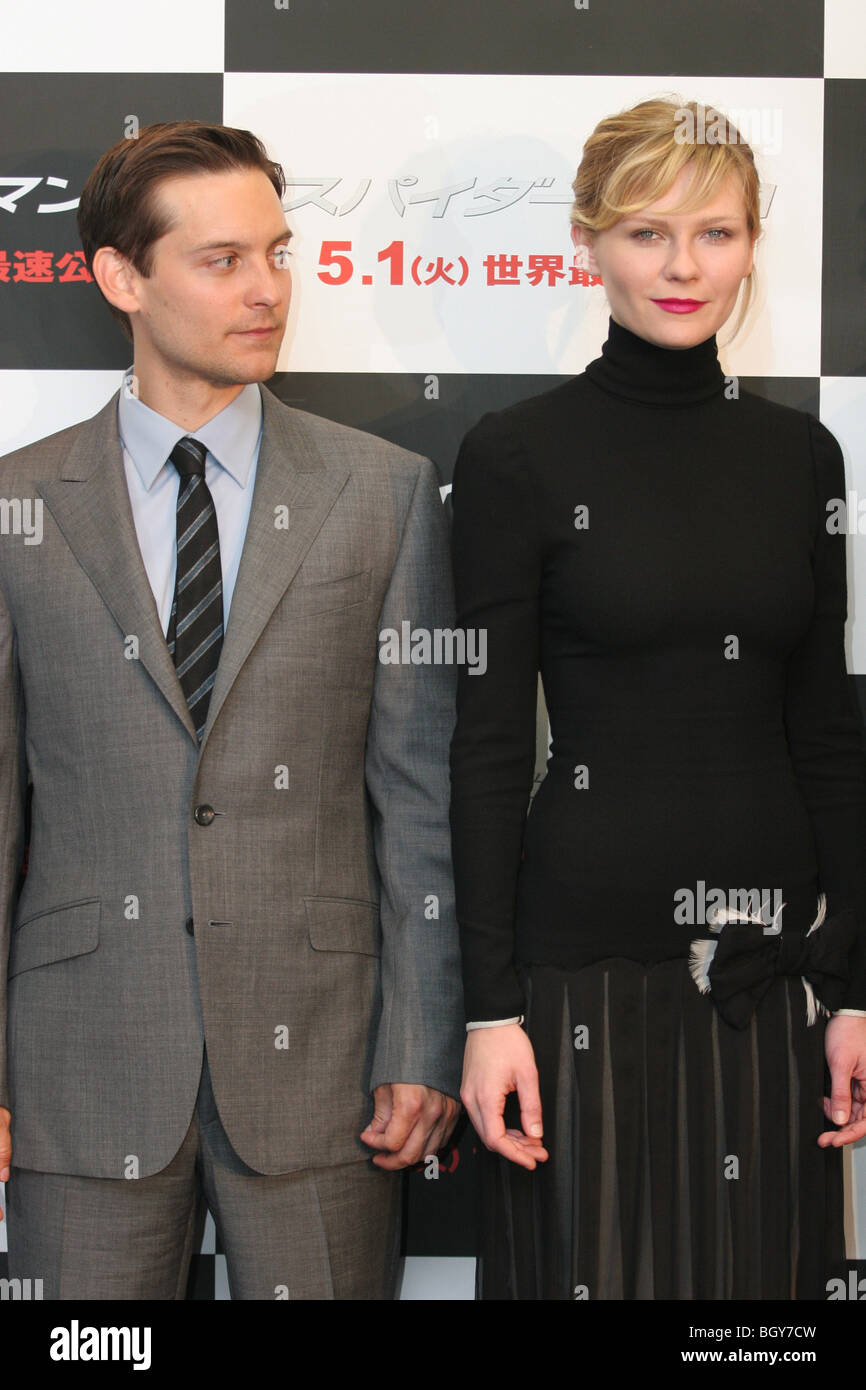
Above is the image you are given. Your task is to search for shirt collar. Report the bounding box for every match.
[117,370,263,490]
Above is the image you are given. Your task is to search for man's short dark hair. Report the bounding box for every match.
[77,121,287,340]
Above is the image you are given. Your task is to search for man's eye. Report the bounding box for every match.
[210,255,237,268]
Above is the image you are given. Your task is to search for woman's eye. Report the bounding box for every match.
[633,229,657,241]
[705,228,730,241]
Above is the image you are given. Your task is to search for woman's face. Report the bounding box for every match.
[573,164,756,348]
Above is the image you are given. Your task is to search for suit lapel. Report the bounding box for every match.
[37,391,198,744]
[198,388,350,753]
[36,387,350,756]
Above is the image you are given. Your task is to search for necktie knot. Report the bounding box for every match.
[170,436,208,479]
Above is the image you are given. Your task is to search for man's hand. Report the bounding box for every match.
[819,1014,866,1147]
[461,1023,548,1170]
[0,1105,10,1220]
[360,1083,460,1171]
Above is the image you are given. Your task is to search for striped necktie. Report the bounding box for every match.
[166,436,224,741]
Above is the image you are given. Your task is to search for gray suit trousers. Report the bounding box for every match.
[6,1047,401,1300]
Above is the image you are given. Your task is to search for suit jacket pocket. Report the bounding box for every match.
[304,897,381,956]
[287,568,372,617]
[8,897,100,978]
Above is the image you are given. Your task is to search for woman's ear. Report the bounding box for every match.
[571,223,600,276]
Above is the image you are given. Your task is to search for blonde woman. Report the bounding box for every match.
[449,98,866,1300]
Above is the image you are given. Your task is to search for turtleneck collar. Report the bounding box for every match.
[585,315,726,407]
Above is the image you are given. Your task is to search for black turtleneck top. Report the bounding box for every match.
[449,316,866,1021]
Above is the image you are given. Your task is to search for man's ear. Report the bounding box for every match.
[571,223,601,277]
[91,247,141,320]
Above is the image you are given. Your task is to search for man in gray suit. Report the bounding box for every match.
[0,121,462,1298]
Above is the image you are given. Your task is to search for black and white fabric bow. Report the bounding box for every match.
[688,894,856,1029]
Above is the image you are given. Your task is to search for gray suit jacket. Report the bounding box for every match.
[0,384,463,1178]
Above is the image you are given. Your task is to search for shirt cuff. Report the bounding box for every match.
[832,1008,866,1018]
[466,1016,524,1030]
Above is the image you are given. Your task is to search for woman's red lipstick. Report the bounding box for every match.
[652,298,706,314]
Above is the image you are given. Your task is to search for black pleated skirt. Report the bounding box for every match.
[477,958,844,1300]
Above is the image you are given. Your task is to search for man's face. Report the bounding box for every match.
[127,167,292,389]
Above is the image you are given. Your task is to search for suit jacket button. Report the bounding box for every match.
[185,917,194,936]
[194,804,215,826]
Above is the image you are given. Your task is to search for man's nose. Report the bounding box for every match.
[246,259,285,305]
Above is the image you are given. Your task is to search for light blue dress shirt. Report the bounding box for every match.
[117,371,263,636]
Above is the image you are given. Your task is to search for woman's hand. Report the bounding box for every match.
[460,1023,549,1170]
[819,1014,866,1147]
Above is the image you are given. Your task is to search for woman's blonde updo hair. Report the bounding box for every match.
[571,96,762,338]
